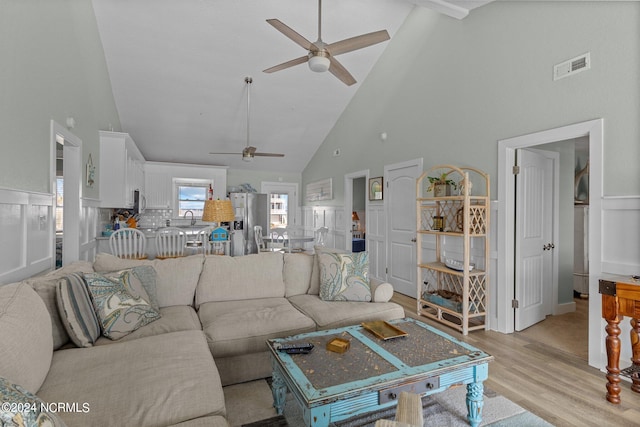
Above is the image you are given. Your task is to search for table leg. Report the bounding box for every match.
[272,369,287,415]
[602,294,622,404]
[466,381,484,427]
[631,318,640,394]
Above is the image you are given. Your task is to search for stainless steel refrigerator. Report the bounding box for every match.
[228,193,269,256]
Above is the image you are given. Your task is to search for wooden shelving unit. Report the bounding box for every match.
[416,165,490,335]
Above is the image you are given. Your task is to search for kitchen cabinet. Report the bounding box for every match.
[99,131,145,209]
[143,162,227,212]
[144,163,173,209]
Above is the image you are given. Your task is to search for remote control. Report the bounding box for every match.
[276,343,314,352]
[284,348,313,355]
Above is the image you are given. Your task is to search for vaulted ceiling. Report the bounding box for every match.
[92,0,491,172]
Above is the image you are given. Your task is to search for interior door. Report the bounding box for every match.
[385,160,423,297]
[515,148,554,330]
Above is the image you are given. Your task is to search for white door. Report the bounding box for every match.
[515,149,554,331]
[385,159,423,297]
[261,182,299,227]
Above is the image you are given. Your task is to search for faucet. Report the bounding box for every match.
[184,210,196,226]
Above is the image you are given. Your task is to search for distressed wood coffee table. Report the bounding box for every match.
[267,318,493,427]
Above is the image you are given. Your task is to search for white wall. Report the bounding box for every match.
[303,2,640,200]
[0,1,121,196]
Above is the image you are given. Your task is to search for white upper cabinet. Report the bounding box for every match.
[98,131,145,208]
[144,163,173,209]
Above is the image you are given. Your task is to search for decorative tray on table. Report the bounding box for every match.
[361,321,408,340]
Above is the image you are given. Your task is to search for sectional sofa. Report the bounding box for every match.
[0,250,405,426]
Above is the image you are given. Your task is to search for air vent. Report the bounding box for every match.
[554,52,590,81]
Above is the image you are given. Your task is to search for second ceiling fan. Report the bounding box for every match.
[263,0,390,86]
[209,77,284,162]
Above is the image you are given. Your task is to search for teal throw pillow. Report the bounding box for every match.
[83,270,161,340]
[0,376,67,426]
[319,251,371,302]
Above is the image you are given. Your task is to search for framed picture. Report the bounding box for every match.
[369,177,383,201]
[306,178,332,202]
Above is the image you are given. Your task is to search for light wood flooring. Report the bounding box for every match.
[391,293,640,427]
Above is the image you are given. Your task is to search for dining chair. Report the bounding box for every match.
[109,228,147,260]
[254,225,270,252]
[155,227,187,259]
[269,227,288,252]
[315,227,329,248]
[195,226,215,256]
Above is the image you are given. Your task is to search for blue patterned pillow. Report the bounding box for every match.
[0,376,66,426]
[319,251,371,302]
[83,270,161,340]
[56,273,101,348]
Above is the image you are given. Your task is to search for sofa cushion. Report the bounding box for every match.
[287,294,405,330]
[0,376,67,427]
[84,271,161,340]
[94,305,201,346]
[27,277,70,350]
[196,253,285,307]
[283,253,314,297]
[37,330,225,427]
[0,282,53,394]
[319,251,371,302]
[198,297,316,358]
[56,273,101,347]
[24,262,95,350]
[93,253,203,307]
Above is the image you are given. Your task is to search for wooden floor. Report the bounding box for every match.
[391,293,640,427]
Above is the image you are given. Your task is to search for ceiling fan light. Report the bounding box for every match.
[242,153,254,162]
[308,55,330,73]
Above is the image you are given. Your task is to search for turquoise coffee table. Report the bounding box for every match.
[267,318,493,427]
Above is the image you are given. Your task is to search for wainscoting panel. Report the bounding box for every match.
[0,189,54,285]
[601,197,640,275]
[367,204,386,281]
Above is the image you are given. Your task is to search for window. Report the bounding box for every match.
[56,178,63,233]
[174,179,213,218]
[269,193,288,228]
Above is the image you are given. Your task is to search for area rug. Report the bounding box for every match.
[224,380,554,427]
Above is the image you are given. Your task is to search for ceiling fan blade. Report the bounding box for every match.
[326,30,390,56]
[266,19,315,51]
[263,55,309,74]
[254,152,285,157]
[328,57,356,86]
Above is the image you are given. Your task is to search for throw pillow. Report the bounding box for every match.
[0,376,67,427]
[318,251,371,302]
[56,273,101,348]
[83,270,161,340]
[127,266,160,310]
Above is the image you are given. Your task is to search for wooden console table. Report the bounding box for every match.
[599,276,640,404]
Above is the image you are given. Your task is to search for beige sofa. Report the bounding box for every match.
[0,251,404,426]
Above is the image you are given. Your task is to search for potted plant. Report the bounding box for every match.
[427,172,457,197]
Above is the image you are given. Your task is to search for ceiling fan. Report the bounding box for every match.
[209,77,285,162]
[263,0,390,86]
